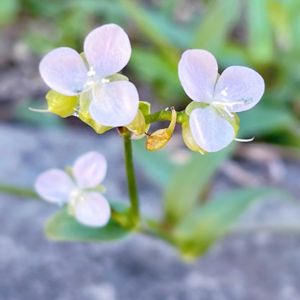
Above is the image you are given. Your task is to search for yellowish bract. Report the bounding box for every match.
[46,90,78,118]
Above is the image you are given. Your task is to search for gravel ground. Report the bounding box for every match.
[1,124,300,300]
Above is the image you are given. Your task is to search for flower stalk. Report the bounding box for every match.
[0,184,39,199]
[123,132,140,227]
[145,109,186,124]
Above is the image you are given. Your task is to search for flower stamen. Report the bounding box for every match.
[235,137,255,143]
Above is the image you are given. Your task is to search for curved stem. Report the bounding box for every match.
[145,110,186,124]
[0,184,39,199]
[123,133,140,227]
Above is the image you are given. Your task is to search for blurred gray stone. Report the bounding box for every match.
[0,124,300,300]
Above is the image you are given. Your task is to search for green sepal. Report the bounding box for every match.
[45,90,78,118]
[78,92,112,134]
[181,119,206,154]
[79,110,112,134]
[127,101,151,138]
[138,101,151,115]
[214,106,240,135]
[185,102,208,115]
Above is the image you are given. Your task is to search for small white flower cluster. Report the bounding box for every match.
[40,24,265,153]
[35,152,110,227]
[37,24,265,227]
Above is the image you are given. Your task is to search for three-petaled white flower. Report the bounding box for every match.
[39,23,139,127]
[35,152,110,227]
[178,49,265,152]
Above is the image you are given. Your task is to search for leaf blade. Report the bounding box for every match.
[133,140,176,187]
[173,187,279,257]
[164,146,234,223]
[45,207,130,242]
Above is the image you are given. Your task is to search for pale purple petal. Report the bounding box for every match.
[75,192,111,227]
[89,81,139,127]
[214,66,265,112]
[39,47,88,96]
[34,169,75,204]
[178,49,218,102]
[73,152,107,188]
[84,24,131,78]
[190,106,235,152]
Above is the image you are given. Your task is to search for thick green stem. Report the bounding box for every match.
[123,133,140,227]
[145,110,186,124]
[0,184,39,199]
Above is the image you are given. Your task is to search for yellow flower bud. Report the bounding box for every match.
[146,109,177,151]
[127,101,151,139]
[46,90,78,118]
[181,120,205,154]
[127,110,147,136]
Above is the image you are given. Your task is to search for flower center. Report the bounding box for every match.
[68,188,85,215]
[83,67,110,95]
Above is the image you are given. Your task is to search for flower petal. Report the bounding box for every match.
[39,47,88,96]
[89,81,139,127]
[73,151,107,188]
[178,49,218,102]
[75,192,111,227]
[34,169,75,204]
[189,106,235,152]
[214,66,265,112]
[84,24,131,78]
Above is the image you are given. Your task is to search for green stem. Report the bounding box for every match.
[139,221,176,246]
[145,110,186,124]
[123,133,140,227]
[0,184,39,199]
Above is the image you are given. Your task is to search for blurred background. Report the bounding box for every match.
[1,0,300,299]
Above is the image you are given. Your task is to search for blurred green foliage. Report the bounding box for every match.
[1,0,300,146]
[134,140,282,257]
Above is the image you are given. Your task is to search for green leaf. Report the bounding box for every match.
[246,0,274,63]
[0,0,19,25]
[173,187,279,258]
[45,207,130,242]
[145,10,193,48]
[238,104,296,137]
[192,0,240,52]
[131,47,183,103]
[133,140,176,187]
[164,146,233,223]
[119,0,179,65]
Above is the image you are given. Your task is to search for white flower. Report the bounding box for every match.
[39,24,139,127]
[35,152,110,227]
[178,49,265,152]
